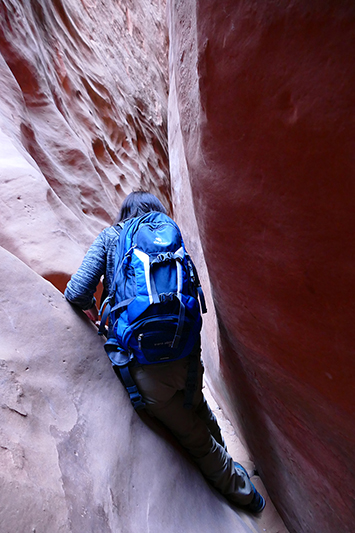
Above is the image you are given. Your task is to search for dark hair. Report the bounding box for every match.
[115,190,167,223]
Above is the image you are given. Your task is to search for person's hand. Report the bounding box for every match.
[83,305,99,323]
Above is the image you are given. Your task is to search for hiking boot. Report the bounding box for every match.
[233,462,266,514]
[246,485,266,513]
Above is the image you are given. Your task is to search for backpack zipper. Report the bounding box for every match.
[138,333,143,351]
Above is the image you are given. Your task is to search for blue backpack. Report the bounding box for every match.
[99,211,207,409]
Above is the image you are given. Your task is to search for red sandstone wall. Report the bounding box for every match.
[168,2,355,532]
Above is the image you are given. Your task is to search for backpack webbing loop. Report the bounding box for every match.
[108,346,146,411]
[117,365,146,411]
[171,296,186,349]
[98,296,112,335]
[197,286,207,314]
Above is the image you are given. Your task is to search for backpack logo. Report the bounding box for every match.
[154,236,168,245]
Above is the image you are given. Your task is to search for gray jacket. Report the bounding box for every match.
[64,226,121,310]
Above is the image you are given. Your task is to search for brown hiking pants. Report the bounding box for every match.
[131,354,254,506]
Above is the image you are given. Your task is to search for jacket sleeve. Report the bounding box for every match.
[64,231,107,310]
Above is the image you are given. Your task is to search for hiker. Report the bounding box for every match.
[64,190,265,513]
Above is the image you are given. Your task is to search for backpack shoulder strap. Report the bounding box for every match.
[112,222,124,235]
[98,223,125,335]
[187,254,207,314]
[105,340,146,410]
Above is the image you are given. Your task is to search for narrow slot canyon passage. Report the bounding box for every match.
[203,385,289,533]
[0,1,354,533]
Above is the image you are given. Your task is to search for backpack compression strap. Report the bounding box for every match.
[187,257,207,314]
[115,365,146,411]
[106,343,146,411]
[150,247,186,348]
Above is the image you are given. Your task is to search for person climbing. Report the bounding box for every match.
[64,190,265,513]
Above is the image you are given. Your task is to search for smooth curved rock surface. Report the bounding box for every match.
[0,246,261,533]
[168,2,355,533]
